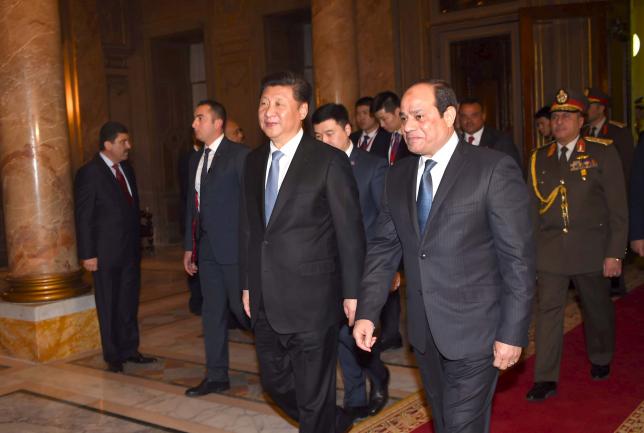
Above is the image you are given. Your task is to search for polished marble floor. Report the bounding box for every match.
[1,247,643,433]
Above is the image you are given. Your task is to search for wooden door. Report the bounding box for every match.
[519,2,608,164]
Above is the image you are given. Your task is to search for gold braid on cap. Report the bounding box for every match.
[530,151,569,232]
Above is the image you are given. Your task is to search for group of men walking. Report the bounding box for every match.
[73,70,642,433]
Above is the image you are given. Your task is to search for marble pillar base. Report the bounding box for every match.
[0,294,100,362]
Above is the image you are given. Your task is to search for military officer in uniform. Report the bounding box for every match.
[583,87,634,180]
[526,89,628,402]
[583,87,633,296]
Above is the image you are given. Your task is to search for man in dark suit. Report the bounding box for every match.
[631,133,644,257]
[354,80,535,433]
[458,97,521,167]
[178,131,203,315]
[526,89,628,400]
[183,100,249,397]
[349,96,391,158]
[240,72,365,433]
[371,91,414,165]
[371,91,414,351]
[312,103,389,431]
[75,121,156,373]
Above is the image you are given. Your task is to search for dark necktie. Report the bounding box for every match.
[389,132,401,165]
[113,163,133,204]
[417,159,437,234]
[199,148,211,202]
[265,150,284,226]
[559,145,569,170]
[467,135,475,144]
[360,134,370,150]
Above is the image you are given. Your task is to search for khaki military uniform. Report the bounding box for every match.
[529,137,628,382]
[583,120,634,181]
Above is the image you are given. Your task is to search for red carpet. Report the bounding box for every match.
[412,285,644,433]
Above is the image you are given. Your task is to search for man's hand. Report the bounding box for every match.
[353,319,377,352]
[242,289,250,318]
[343,299,357,326]
[390,272,401,292]
[493,341,522,370]
[631,239,644,257]
[81,258,98,272]
[183,251,198,276]
[603,257,622,278]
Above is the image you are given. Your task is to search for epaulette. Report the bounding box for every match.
[584,136,613,146]
[532,140,554,153]
[608,120,626,128]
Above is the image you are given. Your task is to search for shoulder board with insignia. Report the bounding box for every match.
[532,141,553,153]
[608,120,626,128]
[584,136,613,146]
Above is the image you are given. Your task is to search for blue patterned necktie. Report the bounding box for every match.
[265,150,284,226]
[417,159,437,234]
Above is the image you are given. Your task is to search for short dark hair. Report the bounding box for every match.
[534,105,551,119]
[260,71,312,104]
[99,121,128,150]
[409,79,459,117]
[372,91,400,114]
[197,99,227,129]
[312,103,350,128]
[458,97,483,110]
[355,96,374,109]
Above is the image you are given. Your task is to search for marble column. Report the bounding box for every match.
[311,0,359,110]
[0,0,89,302]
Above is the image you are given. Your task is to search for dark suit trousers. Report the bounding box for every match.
[415,318,498,433]
[254,308,338,433]
[93,261,141,363]
[534,272,614,382]
[198,237,238,382]
[338,323,387,407]
[187,273,202,313]
[379,290,401,343]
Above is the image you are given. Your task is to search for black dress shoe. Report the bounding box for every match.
[106,361,123,373]
[378,335,403,352]
[185,378,230,397]
[526,381,557,401]
[126,352,157,364]
[368,367,390,415]
[335,405,368,433]
[591,364,610,380]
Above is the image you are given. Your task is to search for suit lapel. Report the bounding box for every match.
[95,154,125,199]
[266,136,311,230]
[479,128,491,148]
[423,142,468,236]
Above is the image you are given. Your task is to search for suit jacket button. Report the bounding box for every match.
[420,252,427,259]
[263,240,269,245]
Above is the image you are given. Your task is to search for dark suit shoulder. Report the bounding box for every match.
[222,137,250,156]
[352,147,388,168]
[350,131,361,145]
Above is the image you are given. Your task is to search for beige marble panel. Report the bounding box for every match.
[355,0,397,97]
[311,0,359,110]
[0,0,79,277]
[0,309,100,362]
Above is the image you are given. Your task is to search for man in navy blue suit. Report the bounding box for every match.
[183,100,249,397]
[312,103,390,432]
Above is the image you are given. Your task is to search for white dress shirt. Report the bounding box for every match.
[195,133,224,206]
[465,127,484,146]
[100,152,132,195]
[265,129,304,191]
[557,135,579,161]
[344,142,354,158]
[416,131,459,199]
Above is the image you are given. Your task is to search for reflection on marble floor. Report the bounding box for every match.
[0,246,641,433]
[0,390,182,433]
